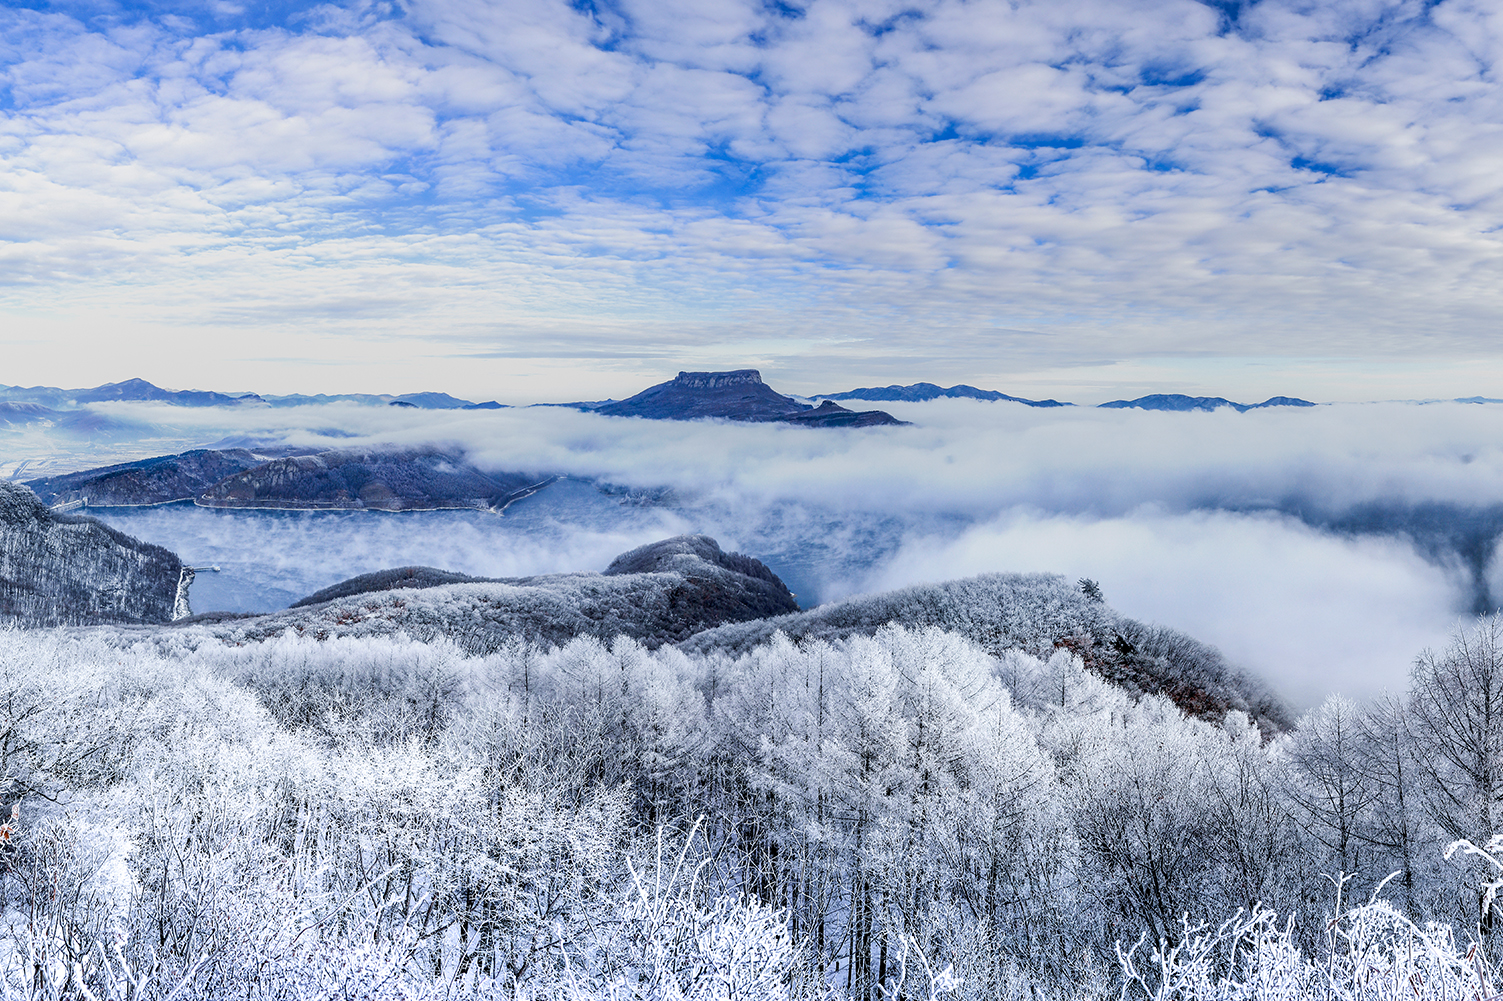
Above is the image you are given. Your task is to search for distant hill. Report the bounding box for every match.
[0,401,145,438]
[1098,394,1317,412]
[264,391,492,409]
[595,370,908,426]
[816,382,1070,407]
[25,449,274,507]
[217,535,801,649]
[0,481,181,626]
[25,447,556,513]
[681,572,1292,734]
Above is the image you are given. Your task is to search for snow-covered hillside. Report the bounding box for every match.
[0,480,179,626]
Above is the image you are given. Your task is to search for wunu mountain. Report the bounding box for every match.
[595,370,908,426]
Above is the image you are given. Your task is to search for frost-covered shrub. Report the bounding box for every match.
[1118,897,1497,1001]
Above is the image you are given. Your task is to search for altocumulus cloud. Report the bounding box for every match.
[3,0,1503,392]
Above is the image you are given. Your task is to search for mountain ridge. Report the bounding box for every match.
[816,382,1070,407]
[1098,393,1318,412]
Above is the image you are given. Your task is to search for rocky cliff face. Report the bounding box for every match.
[0,481,180,626]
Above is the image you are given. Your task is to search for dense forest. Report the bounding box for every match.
[0,602,1501,999]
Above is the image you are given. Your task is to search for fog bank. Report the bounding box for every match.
[15,397,1503,704]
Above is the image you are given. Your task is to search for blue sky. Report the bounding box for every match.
[2,0,1502,402]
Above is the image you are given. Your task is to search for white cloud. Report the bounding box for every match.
[22,395,1500,705]
[3,0,1503,397]
[865,508,1461,710]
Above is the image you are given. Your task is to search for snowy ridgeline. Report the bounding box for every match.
[0,619,1502,1000]
[195,558,1288,735]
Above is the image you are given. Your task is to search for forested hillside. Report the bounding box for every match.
[0,610,1499,999]
[213,535,800,648]
[684,572,1292,732]
[0,481,179,626]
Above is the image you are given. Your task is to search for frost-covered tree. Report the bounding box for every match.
[1407,615,1503,932]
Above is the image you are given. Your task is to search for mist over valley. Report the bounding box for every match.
[8,374,1503,707]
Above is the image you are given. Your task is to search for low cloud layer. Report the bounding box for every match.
[865,508,1462,708]
[20,398,1503,705]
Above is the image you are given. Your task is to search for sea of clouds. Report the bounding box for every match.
[16,397,1503,707]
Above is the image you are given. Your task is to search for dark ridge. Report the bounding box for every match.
[23,446,556,513]
[245,535,800,650]
[779,400,909,427]
[818,382,1070,407]
[25,449,269,507]
[197,448,551,512]
[291,566,484,608]
[1100,394,1241,412]
[1100,393,1316,412]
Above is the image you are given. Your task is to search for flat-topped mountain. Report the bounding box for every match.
[817,382,1070,407]
[0,481,181,626]
[1099,394,1317,412]
[596,370,908,426]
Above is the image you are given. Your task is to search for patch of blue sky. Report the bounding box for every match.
[1135,68,1206,91]
[11,0,324,33]
[1290,156,1353,178]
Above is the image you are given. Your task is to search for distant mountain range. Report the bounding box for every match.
[0,376,1332,417]
[1098,394,1318,413]
[814,382,1070,407]
[0,378,505,410]
[25,375,1503,419]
